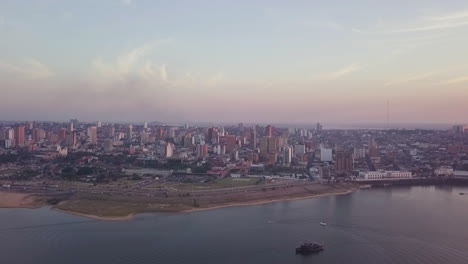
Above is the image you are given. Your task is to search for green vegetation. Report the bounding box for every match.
[56,195,192,217]
[175,177,262,190]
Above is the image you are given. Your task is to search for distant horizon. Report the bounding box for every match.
[0,119,460,130]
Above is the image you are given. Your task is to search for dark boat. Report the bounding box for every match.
[460,192,465,195]
[295,242,324,255]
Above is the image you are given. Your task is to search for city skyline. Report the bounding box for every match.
[1,1,468,123]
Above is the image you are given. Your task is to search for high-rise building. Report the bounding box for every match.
[168,127,175,138]
[87,126,98,144]
[197,144,209,158]
[250,128,257,149]
[141,132,149,144]
[127,125,133,142]
[33,129,45,143]
[70,119,79,129]
[97,121,102,128]
[14,126,25,147]
[144,121,148,129]
[58,128,67,141]
[184,134,194,148]
[66,131,77,147]
[104,138,114,152]
[335,151,353,172]
[219,135,237,152]
[283,146,292,164]
[238,123,244,134]
[207,127,218,143]
[108,126,115,137]
[316,122,323,132]
[294,144,306,155]
[320,147,333,162]
[265,125,272,137]
[0,128,6,141]
[165,142,174,158]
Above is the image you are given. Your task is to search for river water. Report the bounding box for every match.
[1,185,468,264]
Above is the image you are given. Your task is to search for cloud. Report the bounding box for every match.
[384,72,435,86]
[91,43,154,81]
[391,9,468,33]
[325,64,360,80]
[141,62,168,82]
[391,20,468,33]
[438,76,468,85]
[0,59,54,80]
[426,10,468,21]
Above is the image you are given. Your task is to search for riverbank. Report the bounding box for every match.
[0,192,45,209]
[0,182,358,220]
[184,188,355,213]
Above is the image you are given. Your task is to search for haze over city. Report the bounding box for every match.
[1,0,468,124]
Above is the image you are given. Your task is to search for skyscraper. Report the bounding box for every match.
[335,151,354,172]
[250,128,257,149]
[14,126,25,147]
[265,125,272,137]
[127,125,133,142]
[58,128,67,141]
[283,146,292,164]
[87,126,97,144]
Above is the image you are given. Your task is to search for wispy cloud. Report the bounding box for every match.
[384,72,435,86]
[392,9,468,33]
[426,10,468,21]
[438,75,468,85]
[326,64,360,80]
[91,39,172,82]
[0,59,54,80]
[391,20,468,33]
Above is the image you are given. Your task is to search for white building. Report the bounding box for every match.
[434,166,454,176]
[360,171,412,180]
[320,148,333,162]
[165,143,174,158]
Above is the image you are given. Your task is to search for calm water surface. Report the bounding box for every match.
[1,186,468,264]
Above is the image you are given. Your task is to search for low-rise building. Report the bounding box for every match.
[359,170,412,180]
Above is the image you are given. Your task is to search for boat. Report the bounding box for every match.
[295,242,324,255]
[320,222,327,226]
[460,192,465,195]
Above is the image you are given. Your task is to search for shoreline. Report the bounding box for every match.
[0,186,357,221]
[51,207,135,221]
[184,189,355,213]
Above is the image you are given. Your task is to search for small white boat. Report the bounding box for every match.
[320,222,327,226]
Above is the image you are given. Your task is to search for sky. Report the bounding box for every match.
[1,0,468,125]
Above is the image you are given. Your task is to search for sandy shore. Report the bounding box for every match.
[0,192,43,209]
